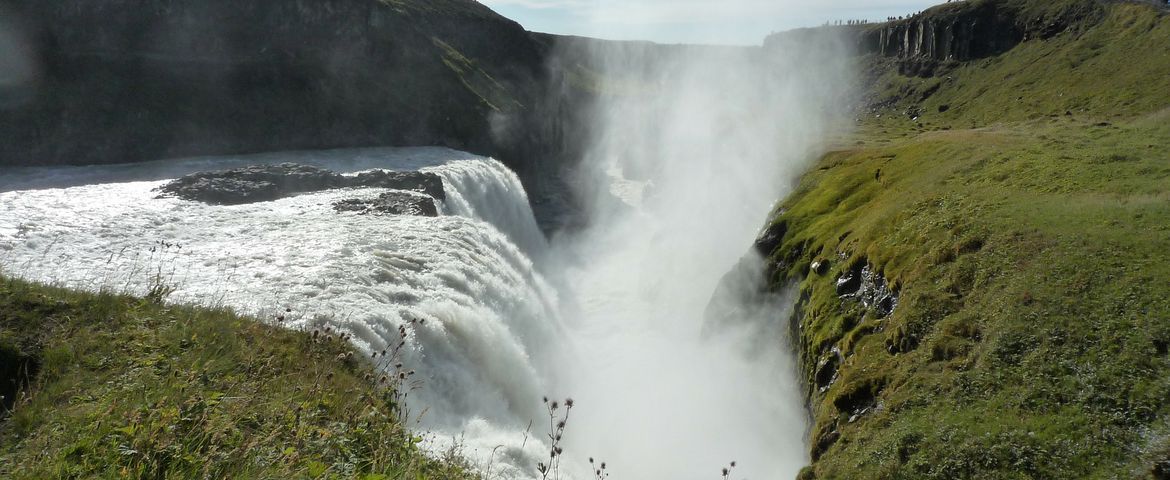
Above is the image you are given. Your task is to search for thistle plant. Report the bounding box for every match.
[588,457,609,479]
[721,460,737,480]
[370,317,425,425]
[537,396,573,480]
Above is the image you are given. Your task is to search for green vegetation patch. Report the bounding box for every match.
[0,277,477,480]
[771,3,1170,478]
[863,2,1170,135]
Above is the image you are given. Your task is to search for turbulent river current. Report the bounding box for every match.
[0,147,807,479]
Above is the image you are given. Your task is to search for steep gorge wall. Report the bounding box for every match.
[0,0,593,200]
[767,0,1109,77]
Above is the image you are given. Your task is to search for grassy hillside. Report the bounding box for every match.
[862,0,1170,130]
[0,276,477,479]
[761,1,1170,478]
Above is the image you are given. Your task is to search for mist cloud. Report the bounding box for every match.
[541,22,857,479]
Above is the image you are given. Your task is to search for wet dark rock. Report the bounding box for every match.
[836,259,898,319]
[754,221,788,257]
[156,163,445,206]
[835,269,863,296]
[833,378,886,416]
[811,259,830,275]
[351,170,445,201]
[815,347,843,393]
[333,192,438,217]
[1153,459,1170,480]
[156,163,342,205]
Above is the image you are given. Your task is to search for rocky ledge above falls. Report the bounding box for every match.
[155,163,445,212]
[332,191,439,217]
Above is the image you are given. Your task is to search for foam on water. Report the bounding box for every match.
[0,144,814,479]
[0,148,558,478]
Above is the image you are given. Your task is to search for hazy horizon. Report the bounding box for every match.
[480,0,944,45]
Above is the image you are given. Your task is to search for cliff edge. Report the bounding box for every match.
[758,1,1170,478]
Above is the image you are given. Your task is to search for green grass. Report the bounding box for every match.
[770,2,1170,478]
[0,276,478,479]
[863,2,1170,133]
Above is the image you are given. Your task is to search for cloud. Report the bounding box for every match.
[480,0,940,43]
[481,0,595,10]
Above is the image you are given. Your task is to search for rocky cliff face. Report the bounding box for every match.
[858,2,1026,67]
[0,0,591,199]
[767,0,1108,77]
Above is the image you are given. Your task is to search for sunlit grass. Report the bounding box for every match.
[0,276,478,479]
[774,2,1170,477]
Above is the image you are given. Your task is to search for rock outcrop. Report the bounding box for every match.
[156,163,444,206]
[765,0,1107,77]
[834,258,898,319]
[333,191,438,217]
[860,0,1106,75]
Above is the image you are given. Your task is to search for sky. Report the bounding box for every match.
[479,0,944,45]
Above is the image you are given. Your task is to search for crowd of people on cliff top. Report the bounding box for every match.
[828,0,1165,28]
[824,0,980,27]
[826,8,936,26]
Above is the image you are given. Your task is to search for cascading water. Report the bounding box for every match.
[0,25,854,480]
[0,147,562,478]
[534,25,856,478]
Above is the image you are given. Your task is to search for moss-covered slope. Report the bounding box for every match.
[760,1,1170,478]
[0,276,476,479]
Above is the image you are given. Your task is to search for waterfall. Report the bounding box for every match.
[0,147,560,479]
[425,159,549,260]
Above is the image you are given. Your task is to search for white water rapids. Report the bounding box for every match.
[0,145,807,478]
